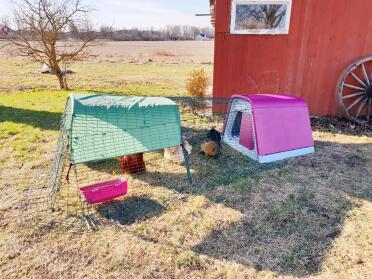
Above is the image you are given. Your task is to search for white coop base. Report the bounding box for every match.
[257,146,315,164]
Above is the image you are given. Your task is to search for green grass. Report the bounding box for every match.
[0,58,212,167]
[0,91,67,167]
[0,59,213,94]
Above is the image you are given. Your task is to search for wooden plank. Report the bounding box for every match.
[212,0,372,116]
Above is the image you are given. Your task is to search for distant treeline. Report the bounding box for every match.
[97,25,215,41]
[0,22,215,41]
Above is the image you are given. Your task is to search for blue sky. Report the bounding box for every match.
[0,0,212,29]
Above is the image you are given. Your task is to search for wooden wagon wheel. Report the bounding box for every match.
[337,56,372,123]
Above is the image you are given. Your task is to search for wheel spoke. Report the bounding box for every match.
[342,92,365,99]
[346,96,365,111]
[350,72,367,87]
[361,63,371,86]
[344,83,365,91]
[367,98,372,121]
[356,98,368,118]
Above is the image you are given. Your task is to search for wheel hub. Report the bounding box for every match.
[366,84,372,98]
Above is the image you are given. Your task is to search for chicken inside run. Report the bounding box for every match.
[41,94,251,227]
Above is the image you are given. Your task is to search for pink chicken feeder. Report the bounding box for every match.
[223,94,315,163]
[79,179,128,205]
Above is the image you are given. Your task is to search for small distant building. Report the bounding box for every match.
[195,33,209,41]
[0,25,12,37]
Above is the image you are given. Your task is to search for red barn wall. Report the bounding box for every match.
[212,0,372,116]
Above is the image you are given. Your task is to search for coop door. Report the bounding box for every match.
[231,111,243,138]
[239,113,255,150]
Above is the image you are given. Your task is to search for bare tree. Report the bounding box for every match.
[99,25,114,40]
[260,5,286,28]
[239,4,286,29]
[4,0,95,90]
[1,15,11,26]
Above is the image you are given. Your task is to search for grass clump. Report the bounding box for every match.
[175,251,202,270]
[231,178,252,192]
[280,245,318,271]
[267,191,314,228]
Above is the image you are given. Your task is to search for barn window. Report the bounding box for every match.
[230,0,292,35]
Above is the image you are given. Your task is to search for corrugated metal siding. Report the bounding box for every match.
[212,0,372,116]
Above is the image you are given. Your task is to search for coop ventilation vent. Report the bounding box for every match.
[223,98,258,160]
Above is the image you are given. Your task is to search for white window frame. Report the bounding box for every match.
[230,0,292,35]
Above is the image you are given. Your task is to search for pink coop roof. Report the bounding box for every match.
[232,94,314,156]
[234,94,307,108]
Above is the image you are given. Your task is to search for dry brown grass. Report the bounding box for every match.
[154,50,176,57]
[0,41,214,65]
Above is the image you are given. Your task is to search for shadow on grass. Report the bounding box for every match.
[192,188,355,277]
[96,197,165,225]
[134,139,371,277]
[139,150,283,204]
[192,140,371,277]
[0,105,61,131]
[73,120,371,277]
[134,125,286,203]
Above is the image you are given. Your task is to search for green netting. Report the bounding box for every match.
[67,94,182,164]
[48,96,235,219]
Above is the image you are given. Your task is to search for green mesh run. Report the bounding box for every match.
[68,94,182,164]
[49,93,186,210]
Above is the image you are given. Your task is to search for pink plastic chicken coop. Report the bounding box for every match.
[223,94,315,163]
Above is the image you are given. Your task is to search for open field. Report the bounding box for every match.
[88,41,215,64]
[0,41,214,93]
[0,41,371,278]
[0,40,215,65]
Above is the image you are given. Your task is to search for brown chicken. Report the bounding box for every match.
[119,153,146,174]
[201,129,222,157]
[201,140,220,157]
